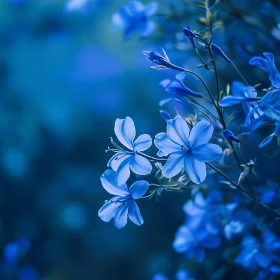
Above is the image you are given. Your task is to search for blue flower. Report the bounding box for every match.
[211,44,231,63]
[108,116,152,186]
[113,1,158,40]
[160,73,203,98]
[249,52,280,88]
[219,81,260,109]
[155,116,222,184]
[98,169,149,229]
[222,129,240,143]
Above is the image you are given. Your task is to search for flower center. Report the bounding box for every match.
[181,145,191,153]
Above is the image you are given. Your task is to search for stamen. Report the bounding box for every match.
[110,137,126,152]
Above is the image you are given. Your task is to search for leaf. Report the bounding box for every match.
[198,17,207,26]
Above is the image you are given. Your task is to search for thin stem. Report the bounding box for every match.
[230,61,249,86]
[208,46,220,102]
[206,162,280,218]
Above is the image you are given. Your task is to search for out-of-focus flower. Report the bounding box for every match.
[235,231,280,277]
[113,1,158,40]
[249,52,280,88]
[98,169,149,229]
[108,117,152,186]
[155,117,222,184]
[4,238,30,265]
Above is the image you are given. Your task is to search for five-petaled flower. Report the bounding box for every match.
[108,116,152,186]
[112,1,158,40]
[98,169,149,229]
[155,116,223,184]
[249,52,280,88]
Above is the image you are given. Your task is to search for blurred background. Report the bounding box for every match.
[0,0,187,279]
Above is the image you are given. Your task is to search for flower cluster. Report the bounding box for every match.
[101,0,280,279]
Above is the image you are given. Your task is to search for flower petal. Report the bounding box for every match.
[184,155,206,184]
[133,134,152,152]
[162,152,185,178]
[129,180,150,199]
[154,132,182,156]
[130,154,152,175]
[116,157,131,186]
[100,169,129,195]
[107,152,131,171]
[167,116,190,146]
[191,144,223,162]
[145,2,158,16]
[114,203,130,229]
[114,117,136,150]
[219,96,251,107]
[188,121,213,148]
[128,201,144,226]
[140,20,155,37]
[98,198,121,222]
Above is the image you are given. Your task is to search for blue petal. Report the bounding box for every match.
[107,152,131,171]
[191,144,223,162]
[112,12,128,28]
[249,56,270,72]
[154,132,182,156]
[184,155,206,184]
[116,157,131,186]
[259,134,274,148]
[114,117,136,150]
[255,252,272,268]
[219,96,259,107]
[133,134,152,152]
[100,169,129,196]
[162,152,185,178]
[128,201,144,225]
[173,225,196,253]
[129,154,152,175]
[211,44,231,63]
[140,20,155,37]
[231,81,247,97]
[98,198,121,222]
[129,180,150,199]
[114,203,130,229]
[188,121,213,148]
[145,2,158,16]
[167,116,190,146]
